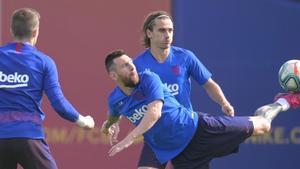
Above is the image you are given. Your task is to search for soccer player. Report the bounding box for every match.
[103,10,235,149]
[134,11,234,116]
[101,50,287,169]
[0,8,95,169]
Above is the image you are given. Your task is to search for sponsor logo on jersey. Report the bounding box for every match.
[143,68,180,96]
[164,83,179,96]
[127,105,148,123]
[0,71,29,88]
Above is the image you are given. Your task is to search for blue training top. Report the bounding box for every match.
[134,46,212,111]
[0,42,80,139]
[108,70,198,163]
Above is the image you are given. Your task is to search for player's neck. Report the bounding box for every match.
[150,47,170,63]
[14,38,36,46]
[119,86,135,96]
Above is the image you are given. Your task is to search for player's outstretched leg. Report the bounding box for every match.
[254,102,283,123]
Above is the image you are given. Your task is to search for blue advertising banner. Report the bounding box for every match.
[173,0,300,169]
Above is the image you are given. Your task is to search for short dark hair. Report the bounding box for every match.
[105,50,127,72]
[142,11,173,48]
[11,8,40,40]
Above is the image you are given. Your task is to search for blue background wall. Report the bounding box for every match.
[173,0,300,168]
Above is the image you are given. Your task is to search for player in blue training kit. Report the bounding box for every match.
[135,46,211,112]
[134,11,234,115]
[0,8,94,169]
[133,11,234,169]
[101,50,287,169]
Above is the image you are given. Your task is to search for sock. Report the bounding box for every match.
[275,98,290,111]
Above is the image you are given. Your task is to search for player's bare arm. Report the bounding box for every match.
[101,115,121,145]
[108,100,163,156]
[101,115,121,134]
[203,78,234,116]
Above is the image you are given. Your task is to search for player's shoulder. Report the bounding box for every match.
[139,70,161,84]
[0,43,55,64]
[0,44,7,50]
[169,47,198,66]
[171,46,195,56]
[0,42,15,50]
[108,87,126,105]
[170,46,197,62]
[140,69,159,77]
[134,49,151,63]
[0,44,8,55]
[32,49,54,62]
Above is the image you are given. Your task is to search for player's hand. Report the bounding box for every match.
[100,120,120,145]
[221,103,234,116]
[108,135,134,157]
[76,115,95,129]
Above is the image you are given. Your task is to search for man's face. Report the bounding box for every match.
[111,55,139,87]
[148,18,174,49]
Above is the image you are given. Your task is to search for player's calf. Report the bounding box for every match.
[254,102,283,123]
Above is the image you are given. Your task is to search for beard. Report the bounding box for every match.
[125,81,138,88]
[122,73,139,88]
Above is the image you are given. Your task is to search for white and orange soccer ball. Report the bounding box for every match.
[279,59,300,92]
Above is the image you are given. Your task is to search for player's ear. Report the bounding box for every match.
[109,71,118,81]
[146,29,152,39]
[32,27,39,39]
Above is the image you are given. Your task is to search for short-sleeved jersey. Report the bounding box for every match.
[0,42,79,139]
[134,46,212,111]
[108,71,198,163]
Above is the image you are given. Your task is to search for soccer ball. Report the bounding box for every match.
[278,59,300,92]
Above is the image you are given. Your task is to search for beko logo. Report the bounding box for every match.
[0,71,29,88]
[164,83,179,96]
[127,105,148,123]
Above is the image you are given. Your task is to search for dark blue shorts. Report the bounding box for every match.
[138,142,167,169]
[138,112,254,169]
[0,138,58,169]
[172,112,253,169]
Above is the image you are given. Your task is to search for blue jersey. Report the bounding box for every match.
[134,46,212,111]
[0,42,79,139]
[108,71,198,163]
